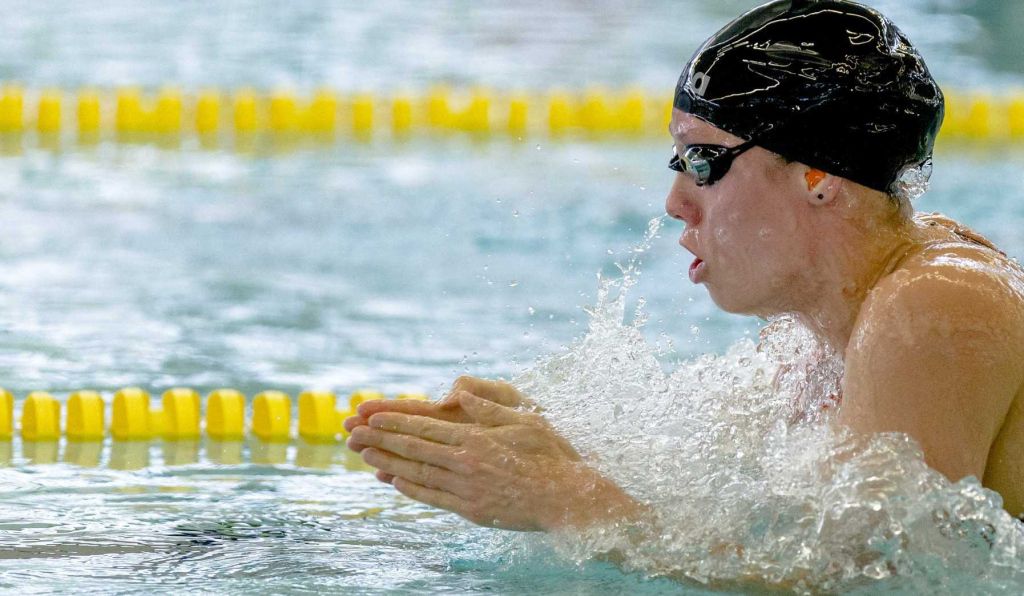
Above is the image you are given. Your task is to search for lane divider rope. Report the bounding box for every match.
[0,85,1018,143]
[1,386,427,443]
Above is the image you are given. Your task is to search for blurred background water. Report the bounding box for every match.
[0,0,1021,593]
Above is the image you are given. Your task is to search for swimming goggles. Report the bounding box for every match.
[668,139,759,187]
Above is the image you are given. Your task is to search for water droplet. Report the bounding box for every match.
[535,144,542,151]
[509,280,519,287]
[527,306,536,315]
[511,209,519,218]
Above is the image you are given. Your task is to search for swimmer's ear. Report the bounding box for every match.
[802,167,841,206]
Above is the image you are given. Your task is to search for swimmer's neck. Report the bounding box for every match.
[787,207,920,358]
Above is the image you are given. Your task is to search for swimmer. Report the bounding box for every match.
[346,0,1024,582]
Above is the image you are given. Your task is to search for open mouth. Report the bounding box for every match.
[689,257,706,283]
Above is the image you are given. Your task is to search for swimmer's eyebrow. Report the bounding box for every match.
[668,127,702,146]
[670,129,723,146]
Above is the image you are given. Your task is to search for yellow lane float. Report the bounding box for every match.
[162,387,201,439]
[22,391,60,441]
[298,390,339,443]
[0,85,1013,145]
[206,388,245,440]
[67,390,105,441]
[0,386,429,445]
[252,390,292,442]
[112,387,152,440]
[0,388,13,440]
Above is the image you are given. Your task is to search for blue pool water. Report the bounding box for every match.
[0,1,1023,593]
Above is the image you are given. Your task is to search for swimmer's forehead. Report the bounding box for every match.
[669,109,746,146]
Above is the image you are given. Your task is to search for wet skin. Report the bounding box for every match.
[345,110,1024,529]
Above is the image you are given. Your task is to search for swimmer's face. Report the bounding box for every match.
[665,109,815,316]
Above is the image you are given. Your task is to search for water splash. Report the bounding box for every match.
[891,159,933,203]
[506,216,1024,592]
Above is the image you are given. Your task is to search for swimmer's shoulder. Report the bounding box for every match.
[842,226,1024,487]
[864,230,1024,355]
[898,216,1024,317]
[894,218,1024,517]
[851,233,1024,388]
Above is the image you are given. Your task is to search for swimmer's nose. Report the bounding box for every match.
[665,177,701,227]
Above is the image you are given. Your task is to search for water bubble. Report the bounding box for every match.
[527,306,536,315]
[511,209,519,218]
[509,280,519,287]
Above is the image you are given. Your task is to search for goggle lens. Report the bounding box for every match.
[667,140,759,187]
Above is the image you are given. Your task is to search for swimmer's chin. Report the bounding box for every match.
[704,286,769,318]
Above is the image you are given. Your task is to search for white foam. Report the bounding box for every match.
[503,217,1024,591]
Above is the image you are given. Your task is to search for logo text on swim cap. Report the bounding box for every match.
[691,72,711,97]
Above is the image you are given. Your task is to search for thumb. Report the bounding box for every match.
[458,391,522,426]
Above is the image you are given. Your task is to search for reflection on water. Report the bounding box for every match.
[162,441,200,466]
[64,440,103,467]
[294,439,340,469]
[110,441,150,471]
[206,439,243,465]
[22,441,58,465]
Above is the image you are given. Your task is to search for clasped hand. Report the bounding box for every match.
[344,376,637,531]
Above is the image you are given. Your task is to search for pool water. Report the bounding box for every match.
[0,1,1023,593]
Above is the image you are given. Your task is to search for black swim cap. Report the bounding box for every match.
[674,0,944,194]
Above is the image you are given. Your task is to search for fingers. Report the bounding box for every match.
[390,476,470,518]
[356,399,439,419]
[444,376,523,408]
[350,424,470,473]
[367,412,468,446]
[343,414,369,452]
[458,392,524,426]
[343,414,366,433]
[362,448,469,496]
[375,470,395,484]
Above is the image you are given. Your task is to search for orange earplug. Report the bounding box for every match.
[805,168,827,190]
